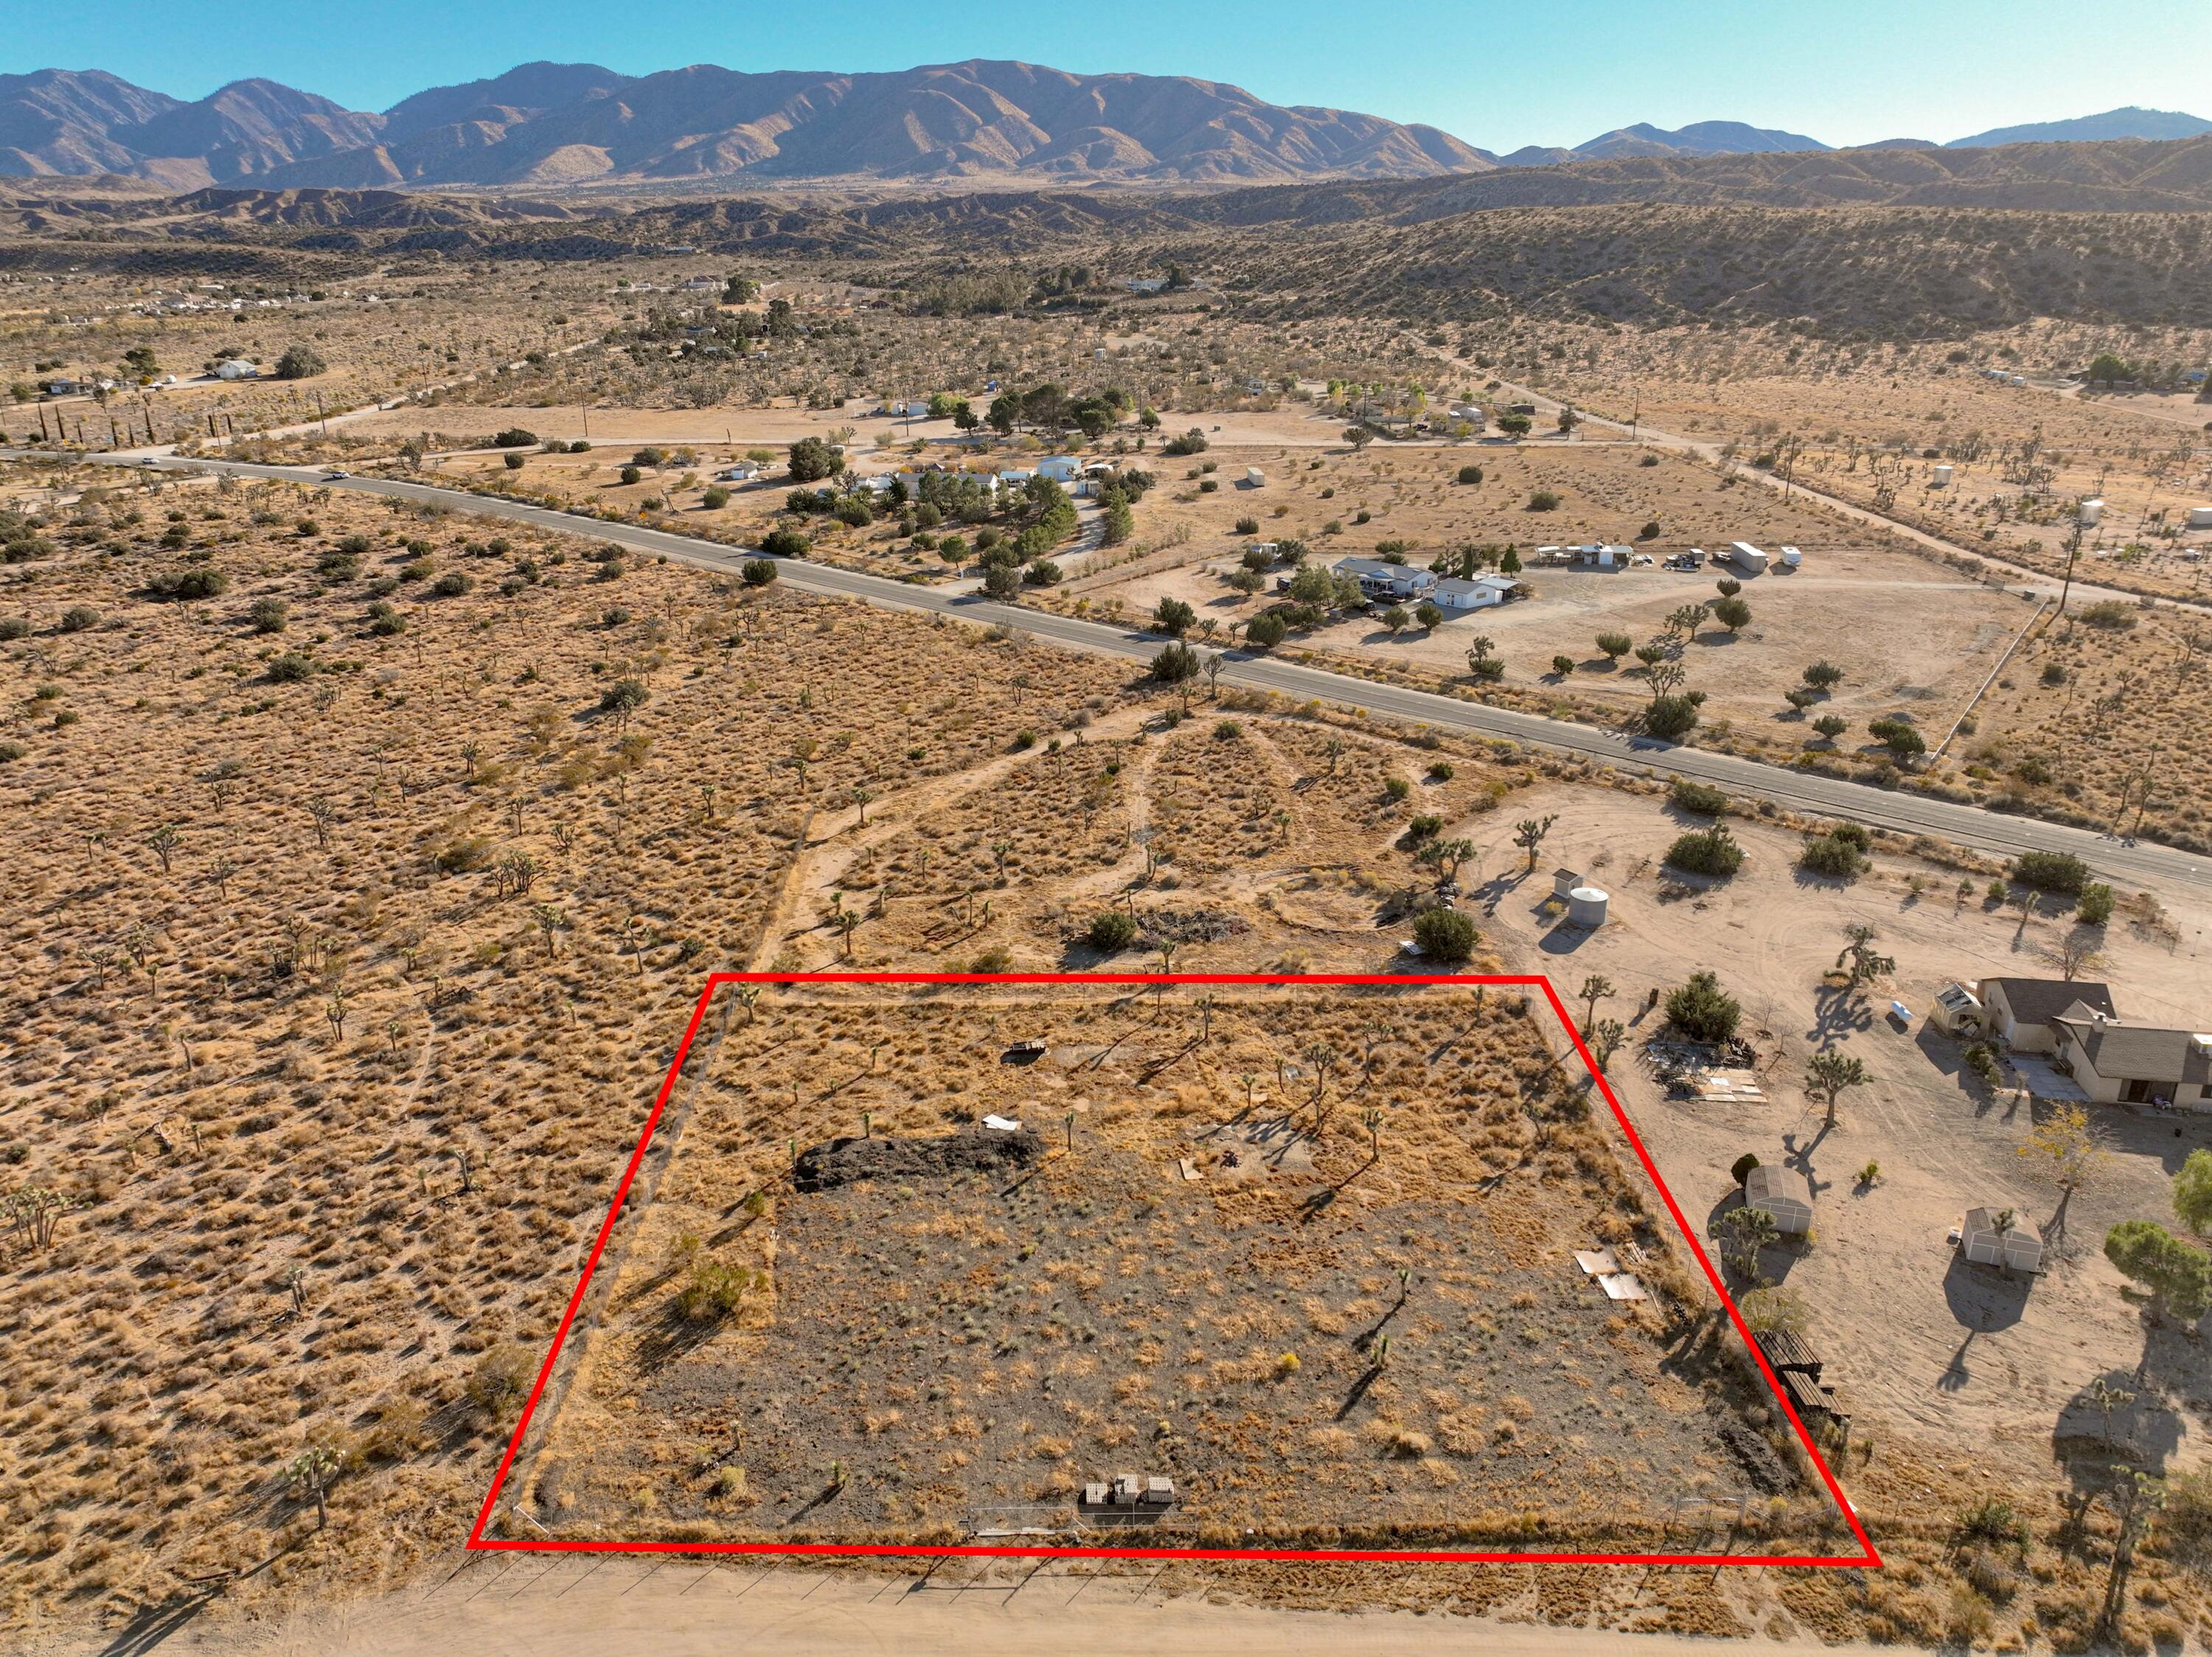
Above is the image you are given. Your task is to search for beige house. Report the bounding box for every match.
[2049,1013,2212,1109]
[1980,978,2117,1052]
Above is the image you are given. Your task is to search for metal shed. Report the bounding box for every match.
[1743,1164,1813,1234]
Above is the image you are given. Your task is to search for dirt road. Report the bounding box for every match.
[29,1553,1837,1657]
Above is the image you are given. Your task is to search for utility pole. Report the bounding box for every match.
[2059,520,2084,616]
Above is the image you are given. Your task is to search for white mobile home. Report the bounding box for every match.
[1434,574,1523,611]
[1034,456,1080,483]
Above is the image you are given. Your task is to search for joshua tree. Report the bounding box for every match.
[1578,974,1616,1036]
[287,1445,340,1530]
[1805,1049,1871,1129]
[209,857,238,900]
[460,740,481,779]
[1589,1018,1625,1070]
[324,993,349,1045]
[1834,924,1895,990]
[1361,1108,1385,1161]
[1431,838,1475,880]
[146,823,182,873]
[306,795,335,849]
[1513,813,1559,871]
[532,903,566,957]
[1720,1203,1779,1280]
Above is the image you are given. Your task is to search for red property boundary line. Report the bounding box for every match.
[465,972,1881,1569]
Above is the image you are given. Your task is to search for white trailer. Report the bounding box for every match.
[1726,541,1770,574]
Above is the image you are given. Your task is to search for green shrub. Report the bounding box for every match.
[0,616,29,641]
[740,558,777,587]
[1669,777,1729,816]
[1456,465,1484,485]
[1666,826,1744,877]
[1150,642,1200,683]
[1087,910,1140,952]
[1413,906,1478,963]
[1666,971,1742,1043]
[1731,1153,1761,1185]
[760,528,810,558]
[1644,694,1700,740]
[490,427,538,448]
[2011,850,2090,894]
[1798,834,1867,878]
[2075,883,2115,926]
[248,597,289,633]
[265,651,316,683]
[431,571,473,597]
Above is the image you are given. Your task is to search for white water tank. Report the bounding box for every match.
[2078,498,2104,527]
[1567,886,1609,928]
[2188,505,2212,529]
[1932,465,1954,487]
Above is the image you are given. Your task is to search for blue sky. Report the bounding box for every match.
[7,0,2209,149]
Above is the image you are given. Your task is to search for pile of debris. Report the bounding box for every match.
[1643,1035,1760,1097]
[794,1126,1043,1192]
[1143,909,1246,945]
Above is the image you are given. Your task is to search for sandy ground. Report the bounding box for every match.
[1448,785,2212,1492]
[18,1553,1842,1657]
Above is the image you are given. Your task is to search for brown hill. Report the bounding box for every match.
[0,60,1492,189]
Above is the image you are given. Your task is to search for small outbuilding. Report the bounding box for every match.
[1929,982,1986,1038]
[1960,1206,2043,1272]
[215,358,260,381]
[1743,1164,1813,1235]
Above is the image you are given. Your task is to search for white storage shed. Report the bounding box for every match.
[1961,1206,2043,1272]
[1743,1165,1813,1235]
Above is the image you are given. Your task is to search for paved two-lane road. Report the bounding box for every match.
[18,448,2205,892]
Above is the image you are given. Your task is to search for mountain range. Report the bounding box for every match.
[1,61,2206,190]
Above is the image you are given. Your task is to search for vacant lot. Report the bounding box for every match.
[527,986,1837,1554]
[0,467,1132,1623]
